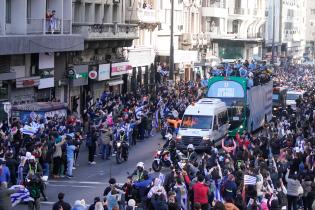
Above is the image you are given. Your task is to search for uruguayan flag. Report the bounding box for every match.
[20,125,37,136]
[244,175,257,185]
[135,106,143,119]
[10,186,34,207]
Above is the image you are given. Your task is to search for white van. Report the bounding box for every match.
[176,98,229,151]
[286,90,304,110]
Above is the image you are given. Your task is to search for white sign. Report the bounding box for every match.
[39,53,54,69]
[38,78,54,89]
[217,88,235,97]
[98,64,110,81]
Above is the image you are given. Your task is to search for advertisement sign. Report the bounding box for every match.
[111,62,132,76]
[39,53,54,69]
[38,77,54,89]
[97,64,110,81]
[16,76,40,88]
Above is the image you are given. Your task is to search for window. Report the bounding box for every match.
[181,115,213,130]
[218,111,228,127]
[311,9,315,15]
[129,0,132,7]
[27,0,31,23]
[5,0,11,24]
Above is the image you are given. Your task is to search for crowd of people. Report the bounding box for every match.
[0,61,314,210]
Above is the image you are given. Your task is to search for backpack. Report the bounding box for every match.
[277,191,288,207]
[29,182,41,199]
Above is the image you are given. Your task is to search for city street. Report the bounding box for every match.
[14,134,164,210]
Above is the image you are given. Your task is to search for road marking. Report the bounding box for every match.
[40,201,55,205]
[47,184,96,188]
[48,180,106,185]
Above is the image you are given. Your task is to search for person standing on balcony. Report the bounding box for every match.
[46,10,57,34]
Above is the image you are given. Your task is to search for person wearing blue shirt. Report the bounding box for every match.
[0,159,10,186]
[239,66,248,78]
[248,60,256,71]
[66,140,76,178]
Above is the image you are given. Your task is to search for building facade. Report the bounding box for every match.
[304,0,315,61]
[125,0,159,93]
[201,0,266,60]
[71,0,138,113]
[265,0,306,63]
[0,0,84,117]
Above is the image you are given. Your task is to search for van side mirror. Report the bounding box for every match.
[213,124,218,130]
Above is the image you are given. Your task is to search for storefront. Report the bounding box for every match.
[90,63,111,99]
[11,76,40,105]
[174,50,198,81]
[68,65,88,114]
[110,62,132,93]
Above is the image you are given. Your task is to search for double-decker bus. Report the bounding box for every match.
[207,76,273,136]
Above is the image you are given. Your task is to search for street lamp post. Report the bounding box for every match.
[271,0,276,65]
[169,0,174,80]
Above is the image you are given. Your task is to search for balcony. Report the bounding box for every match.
[127,8,159,24]
[5,18,71,35]
[72,23,138,41]
[201,7,227,17]
[228,8,245,15]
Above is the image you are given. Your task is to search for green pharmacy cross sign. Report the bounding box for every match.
[67,67,88,79]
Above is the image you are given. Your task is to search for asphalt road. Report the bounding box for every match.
[14,134,164,210]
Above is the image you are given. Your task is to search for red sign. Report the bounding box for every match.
[23,80,35,86]
[111,62,132,76]
[89,70,98,79]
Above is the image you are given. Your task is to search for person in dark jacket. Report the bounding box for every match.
[88,197,101,210]
[52,192,71,210]
[0,183,20,210]
[88,127,98,164]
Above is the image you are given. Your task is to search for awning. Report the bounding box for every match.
[107,79,124,86]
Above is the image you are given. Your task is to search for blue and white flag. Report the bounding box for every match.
[244,175,257,185]
[20,125,37,136]
[135,106,143,120]
[158,173,165,186]
[154,111,159,128]
[10,185,34,207]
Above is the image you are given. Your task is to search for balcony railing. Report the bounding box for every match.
[72,23,138,40]
[202,1,225,8]
[137,8,158,23]
[228,8,245,15]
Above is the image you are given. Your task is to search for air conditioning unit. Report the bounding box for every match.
[113,0,120,4]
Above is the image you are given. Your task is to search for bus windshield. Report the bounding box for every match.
[208,80,245,130]
[181,115,213,129]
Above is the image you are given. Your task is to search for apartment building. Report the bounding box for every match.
[265,0,306,63]
[155,0,201,81]
[125,0,159,92]
[201,0,266,60]
[304,0,315,60]
[71,0,138,113]
[0,0,83,116]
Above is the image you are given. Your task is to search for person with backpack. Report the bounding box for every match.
[275,180,288,209]
[52,135,66,179]
[26,174,42,210]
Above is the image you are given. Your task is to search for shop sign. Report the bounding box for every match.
[111,62,132,76]
[38,77,55,89]
[97,64,110,81]
[16,76,40,88]
[89,70,98,79]
[71,65,89,87]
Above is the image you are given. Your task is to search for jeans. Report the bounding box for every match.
[42,163,50,177]
[101,144,111,159]
[53,157,61,176]
[88,144,96,162]
[28,198,40,210]
[67,158,74,176]
[287,195,298,210]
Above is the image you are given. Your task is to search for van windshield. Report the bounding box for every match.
[181,115,213,129]
[286,93,301,101]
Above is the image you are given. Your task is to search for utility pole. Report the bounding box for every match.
[271,0,276,64]
[169,0,174,80]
